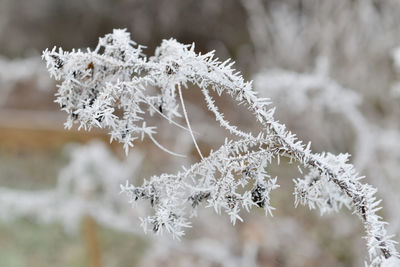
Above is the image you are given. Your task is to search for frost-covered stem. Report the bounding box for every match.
[191,59,397,259]
[178,84,203,159]
[42,30,398,264]
[201,87,254,139]
[224,81,396,260]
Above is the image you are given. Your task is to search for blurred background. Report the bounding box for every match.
[1,0,400,266]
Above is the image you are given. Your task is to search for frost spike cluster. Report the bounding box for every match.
[43,29,399,266]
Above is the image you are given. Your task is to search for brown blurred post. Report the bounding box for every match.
[82,215,102,267]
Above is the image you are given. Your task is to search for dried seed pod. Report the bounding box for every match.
[251,183,266,208]
[188,192,211,208]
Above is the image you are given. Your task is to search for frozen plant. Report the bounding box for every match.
[43,29,399,266]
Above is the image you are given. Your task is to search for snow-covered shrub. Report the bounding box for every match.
[43,29,399,266]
